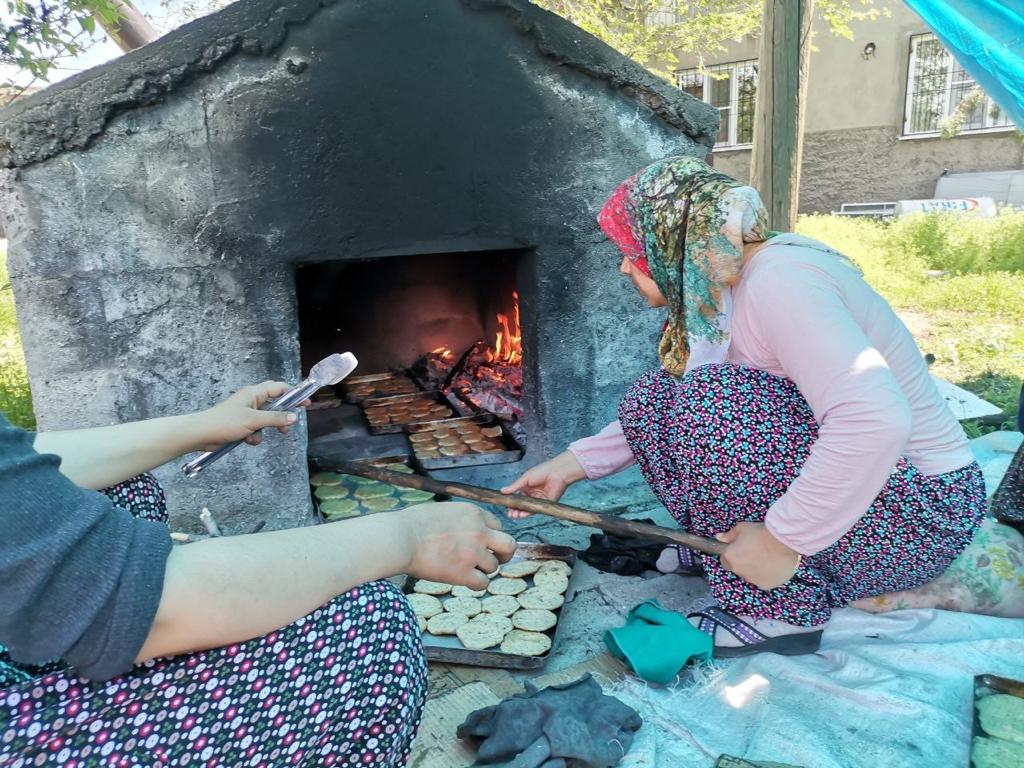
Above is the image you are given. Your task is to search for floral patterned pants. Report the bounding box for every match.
[0,475,428,766]
[619,365,987,627]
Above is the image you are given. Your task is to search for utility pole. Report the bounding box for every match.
[95,0,158,52]
[750,0,814,231]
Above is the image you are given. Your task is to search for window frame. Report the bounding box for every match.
[902,32,1014,138]
[677,60,758,150]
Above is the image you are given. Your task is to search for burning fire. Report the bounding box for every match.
[432,345,454,361]
[485,291,522,366]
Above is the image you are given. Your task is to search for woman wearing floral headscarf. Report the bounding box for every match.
[504,155,1013,656]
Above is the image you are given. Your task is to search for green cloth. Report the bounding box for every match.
[604,599,712,685]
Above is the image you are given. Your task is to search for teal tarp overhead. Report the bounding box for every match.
[904,0,1024,130]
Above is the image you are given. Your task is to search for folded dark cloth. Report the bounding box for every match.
[457,674,643,767]
[579,519,664,575]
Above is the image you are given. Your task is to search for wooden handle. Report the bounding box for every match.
[333,461,727,557]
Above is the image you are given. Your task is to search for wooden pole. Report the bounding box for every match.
[334,461,727,556]
[750,0,814,231]
[95,0,158,53]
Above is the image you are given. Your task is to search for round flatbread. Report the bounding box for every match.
[488,577,528,596]
[320,499,360,519]
[415,449,441,459]
[413,580,453,596]
[500,629,551,657]
[437,437,461,447]
[416,615,427,633]
[400,489,435,504]
[455,621,505,650]
[471,442,501,453]
[517,587,564,611]
[500,560,544,578]
[407,593,443,619]
[481,595,520,617]
[978,695,1024,744]
[533,570,569,594]
[537,560,572,577]
[341,474,377,486]
[440,445,470,456]
[481,426,503,438]
[451,585,487,598]
[309,472,343,486]
[427,612,469,635]
[383,463,415,474]
[354,484,394,499]
[512,609,557,632]
[314,485,350,500]
[469,613,513,636]
[361,496,400,512]
[443,596,482,617]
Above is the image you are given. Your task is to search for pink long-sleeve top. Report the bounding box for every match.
[568,234,975,556]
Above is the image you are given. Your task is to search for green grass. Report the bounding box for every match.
[796,212,1024,435]
[0,254,35,429]
[0,211,1022,436]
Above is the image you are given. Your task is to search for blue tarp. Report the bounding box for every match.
[904,0,1024,130]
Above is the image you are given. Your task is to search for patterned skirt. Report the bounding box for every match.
[619,365,987,627]
[0,475,428,766]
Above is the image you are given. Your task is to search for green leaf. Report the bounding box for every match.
[79,14,95,34]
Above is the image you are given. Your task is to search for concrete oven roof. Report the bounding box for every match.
[0,0,717,169]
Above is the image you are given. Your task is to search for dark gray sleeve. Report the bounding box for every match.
[0,417,172,681]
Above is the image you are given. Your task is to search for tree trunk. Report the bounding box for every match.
[95,0,158,53]
[750,0,814,231]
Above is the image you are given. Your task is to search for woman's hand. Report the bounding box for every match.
[397,502,517,589]
[501,451,587,519]
[191,381,310,452]
[718,522,801,590]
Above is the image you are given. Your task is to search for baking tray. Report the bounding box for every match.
[971,674,1024,767]
[361,391,457,434]
[404,542,577,670]
[406,413,525,470]
[341,371,422,404]
[310,455,442,522]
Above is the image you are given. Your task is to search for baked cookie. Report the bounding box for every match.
[427,612,469,635]
[309,472,343,486]
[443,596,483,617]
[512,609,557,632]
[481,595,520,617]
[413,580,453,596]
[533,570,569,594]
[488,577,528,596]
[407,593,443,619]
[500,560,544,579]
[500,629,552,657]
[517,587,564,611]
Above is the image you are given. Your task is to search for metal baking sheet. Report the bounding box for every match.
[404,542,577,670]
[341,371,422,404]
[972,673,1024,765]
[310,455,442,522]
[361,391,458,434]
[406,414,524,470]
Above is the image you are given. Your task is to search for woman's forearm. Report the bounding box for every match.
[34,413,207,489]
[137,512,412,663]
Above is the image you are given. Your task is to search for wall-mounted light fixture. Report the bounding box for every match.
[862,42,877,60]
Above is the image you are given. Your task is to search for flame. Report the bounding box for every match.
[432,345,454,361]
[486,291,522,366]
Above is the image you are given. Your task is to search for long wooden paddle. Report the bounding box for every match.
[333,461,727,556]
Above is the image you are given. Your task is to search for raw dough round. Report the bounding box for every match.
[533,570,569,594]
[361,496,400,512]
[469,613,513,636]
[512,609,558,632]
[400,489,435,504]
[354,484,394,500]
[443,596,483,617]
[320,499,360,519]
[978,694,1024,744]
[455,620,506,650]
[487,577,528,596]
[315,485,350,500]
[517,587,564,611]
[481,595,520,617]
[309,472,343,486]
[500,560,544,578]
[427,612,469,635]
[416,615,427,633]
[537,560,572,577]
[500,629,552,657]
[407,593,443,619]
[451,585,487,598]
[413,580,453,596]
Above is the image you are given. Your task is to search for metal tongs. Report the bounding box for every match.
[182,352,359,478]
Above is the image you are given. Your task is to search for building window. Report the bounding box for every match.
[677,61,758,149]
[904,32,1013,136]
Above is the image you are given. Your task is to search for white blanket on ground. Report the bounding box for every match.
[613,607,1024,768]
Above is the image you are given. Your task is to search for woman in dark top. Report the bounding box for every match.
[0,380,515,766]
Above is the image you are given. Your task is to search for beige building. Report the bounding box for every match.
[672,2,1023,213]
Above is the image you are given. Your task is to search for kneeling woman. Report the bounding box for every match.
[0,382,514,765]
[506,156,1018,656]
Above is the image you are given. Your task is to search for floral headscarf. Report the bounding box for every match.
[598,156,776,376]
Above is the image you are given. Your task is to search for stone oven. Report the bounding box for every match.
[0,0,716,531]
